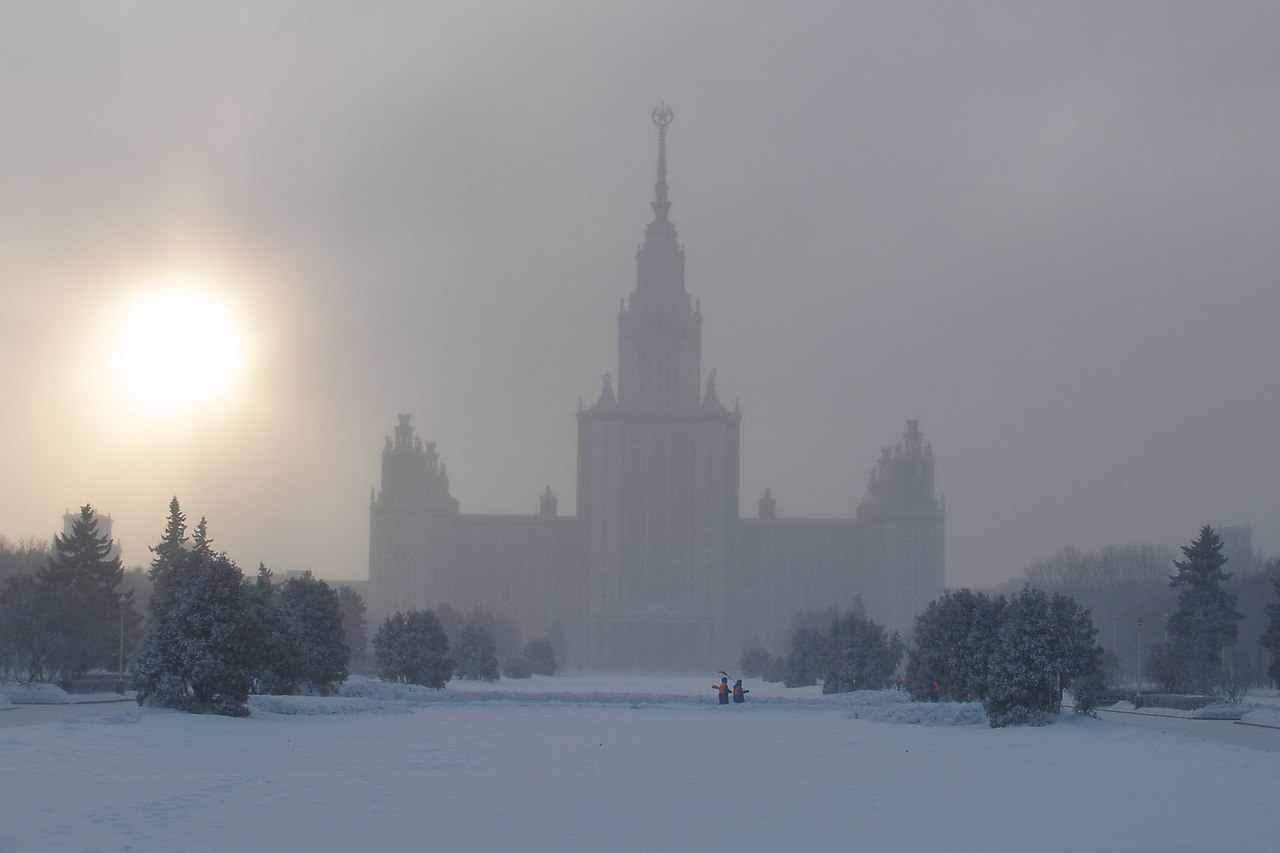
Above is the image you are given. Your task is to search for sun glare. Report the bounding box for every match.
[110,284,248,418]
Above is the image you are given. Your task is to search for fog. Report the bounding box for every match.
[3,2,1278,588]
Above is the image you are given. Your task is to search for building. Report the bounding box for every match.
[368,109,944,670]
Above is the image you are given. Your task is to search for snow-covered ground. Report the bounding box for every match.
[2,675,1278,852]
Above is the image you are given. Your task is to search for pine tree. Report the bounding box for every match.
[149,497,188,583]
[337,586,369,672]
[372,609,453,688]
[39,505,125,679]
[455,624,500,681]
[1166,526,1243,693]
[132,516,257,716]
[1260,575,1280,688]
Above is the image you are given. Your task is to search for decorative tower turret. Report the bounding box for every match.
[617,104,703,412]
[856,420,945,633]
[368,414,460,623]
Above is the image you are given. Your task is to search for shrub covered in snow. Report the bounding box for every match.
[821,612,903,694]
[522,638,558,676]
[373,609,453,688]
[983,587,1102,727]
[454,624,500,681]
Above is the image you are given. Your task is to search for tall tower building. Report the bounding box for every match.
[577,106,741,669]
[367,108,944,671]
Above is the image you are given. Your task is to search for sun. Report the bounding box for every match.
[109,284,248,418]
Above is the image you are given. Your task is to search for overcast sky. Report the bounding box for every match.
[3,2,1278,589]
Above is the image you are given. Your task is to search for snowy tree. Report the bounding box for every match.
[455,624,500,681]
[1165,526,1243,693]
[0,575,60,681]
[148,497,188,583]
[252,570,349,695]
[906,589,1004,702]
[32,505,128,680]
[983,588,1102,727]
[337,586,369,671]
[132,515,258,716]
[783,627,828,688]
[274,572,348,692]
[1261,574,1280,688]
[522,637,557,675]
[373,609,453,688]
[822,611,903,693]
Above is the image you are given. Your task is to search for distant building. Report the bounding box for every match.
[368,110,944,670]
[1217,525,1262,575]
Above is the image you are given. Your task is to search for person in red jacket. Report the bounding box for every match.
[732,679,749,703]
[712,676,730,704]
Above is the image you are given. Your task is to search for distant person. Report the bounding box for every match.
[732,679,749,703]
[929,679,941,703]
[712,676,730,704]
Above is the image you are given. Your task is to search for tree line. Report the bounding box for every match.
[0,500,560,716]
[743,526,1280,726]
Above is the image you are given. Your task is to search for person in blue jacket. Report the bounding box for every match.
[712,676,730,704]
[732,679,749,703]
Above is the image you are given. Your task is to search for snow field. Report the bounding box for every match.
[1,676,1278,852]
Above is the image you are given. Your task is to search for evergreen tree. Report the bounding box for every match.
[272,572,349,693]
[455,623,500,681]
[522,637,557,676]
[1166,526,1243,693]
[132,516,257,716]
[247,564,285,694]
[783,627,828,687]
[337,586,369,671]
[149,497,188,583]
[373,609,453,688]
[906,589,1004,702]
[39,505,125,679]
[983,588,1101,727]
[1261,575,1280,688]
[822,611,903,693]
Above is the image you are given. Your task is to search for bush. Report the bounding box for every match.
[454,624,500,681]
[982,588,1101,728]
[783,628,827,688]
[822,612,903,694]
[503,655,533,679]
[373,609,453,688]
[522,638,557,675]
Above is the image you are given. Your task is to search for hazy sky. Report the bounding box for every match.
[3,2,1278,589]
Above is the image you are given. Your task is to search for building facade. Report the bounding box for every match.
[368,111,944,670]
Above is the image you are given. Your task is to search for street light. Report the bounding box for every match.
[117,591,132,694]
[1136,615,1144,702]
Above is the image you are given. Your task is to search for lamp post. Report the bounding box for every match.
[1135,615,1144,702]
[117,592,130,694]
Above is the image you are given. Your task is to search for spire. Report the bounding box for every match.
[651,103,673,222]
